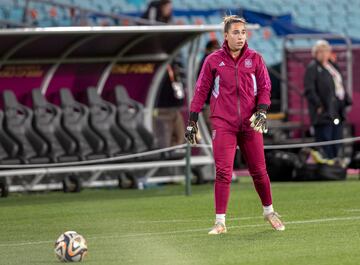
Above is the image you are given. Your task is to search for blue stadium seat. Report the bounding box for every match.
[8,7,23,22]
[261,50,276,66]
[207,15,222,25]
[38,19,56,27]
[256,2,284,15]
[214,0,233,9]
[293,3,317,16]
[58,18,73,26]
[0,0,15,7]
[5,0,360,64]
[294,15,314,29]
[0,7,6,20]
[346,13,360,30]
[287,38,313,48]
[172,1,183,9]
[127,0,145,8]
[346,27,360,39]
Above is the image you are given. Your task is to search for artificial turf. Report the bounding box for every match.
[0,176,359,265]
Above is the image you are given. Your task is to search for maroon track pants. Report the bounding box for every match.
[212,127,272,214]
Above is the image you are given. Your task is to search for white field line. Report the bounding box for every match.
[0,240,54,247]
[134,215,263,224]
[1,215,360,248]
[344,209,360,212]
[92,215,360,240]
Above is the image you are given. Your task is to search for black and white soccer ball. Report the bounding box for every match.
[54,231,88,262]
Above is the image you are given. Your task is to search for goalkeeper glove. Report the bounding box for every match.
[249,106,268,134]
[185,112,199,145]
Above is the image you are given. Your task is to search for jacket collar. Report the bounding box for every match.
[314,59,338,71]
[222,40,248,62]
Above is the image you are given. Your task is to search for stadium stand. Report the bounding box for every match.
[0,0,359,65]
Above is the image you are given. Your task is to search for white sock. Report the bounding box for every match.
[216,214,226,224]
[263,204,274,216]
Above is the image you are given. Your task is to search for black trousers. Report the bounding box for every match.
[314,123,343,159]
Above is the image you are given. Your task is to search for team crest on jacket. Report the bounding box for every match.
[244,59,252,68]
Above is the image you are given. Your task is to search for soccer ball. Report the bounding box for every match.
[54,231,88,262]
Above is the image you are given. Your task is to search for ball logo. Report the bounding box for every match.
[54,231,88,262]
[245,59,252,68]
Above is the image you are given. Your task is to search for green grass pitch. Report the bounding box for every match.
[0,176,360,265]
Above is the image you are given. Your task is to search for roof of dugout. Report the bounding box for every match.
[0,24,260,179]
[0,25,224,61]
[0,24,259,143]
[0,25,260,62]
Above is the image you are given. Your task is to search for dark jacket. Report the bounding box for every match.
[141,0,172,23]
[156,56,184,108]
[304,60,352,125]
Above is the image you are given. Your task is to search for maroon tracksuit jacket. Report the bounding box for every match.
[190,41,273,214]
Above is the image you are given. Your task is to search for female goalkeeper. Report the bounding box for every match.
[185,15,285,234]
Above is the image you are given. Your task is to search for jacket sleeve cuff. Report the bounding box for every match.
[189,112,199,122]
[257,104,269,112]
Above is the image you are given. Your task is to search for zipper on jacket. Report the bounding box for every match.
[235,64,242,128]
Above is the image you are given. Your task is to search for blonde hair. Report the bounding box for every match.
[223,15,246,32]
[312,40,331,57]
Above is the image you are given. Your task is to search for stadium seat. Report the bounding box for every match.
[346,27,360,38]
[86,87,132,156]
[114,85,152,154]
[0,110,21,165]
[2,90,50,164]
[114,86,185,160]
[60,89,107,160]
[294,15,314,29]
[38,19,57,27]
[58,18,73,26]
[0,111,6,161]
[313,16,332,31]
[0,8,7,20]
[207,15,222,25]
[0,140,7,162]
[8,7,23,22]
[32,89,80,162]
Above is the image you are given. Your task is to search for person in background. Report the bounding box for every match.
[142,0,185,147]
[304,40,352,159]
[141,0,173,24]
[154,60,186,147]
